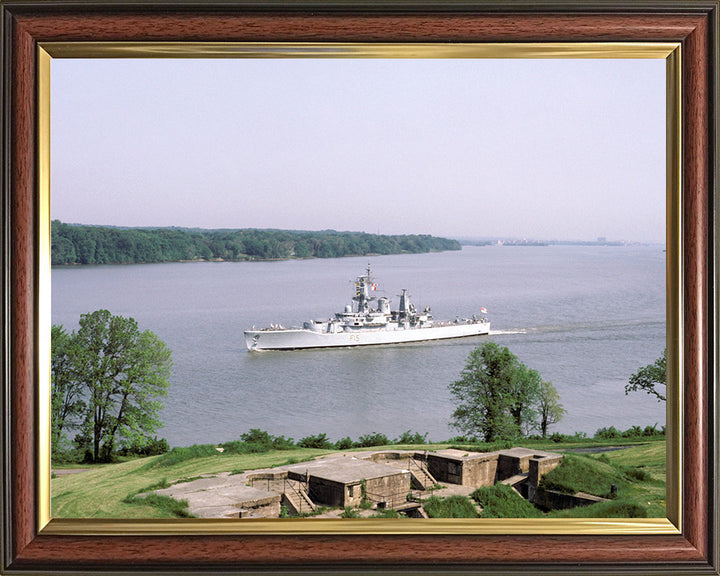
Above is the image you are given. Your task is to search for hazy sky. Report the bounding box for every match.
[51,57,666,242]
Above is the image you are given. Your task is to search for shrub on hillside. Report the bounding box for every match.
[334,437,354,450]
[118,436,170,457]
[423,495,478,518]
[356,432,389,447]
[394,430,429,445]
[622,426,643,438]
[594,424,665,440]
[340,506,360,518]
[239,429,296,451]
[297,433,334,449]
[471,484,543,518]
[594,426,621,440]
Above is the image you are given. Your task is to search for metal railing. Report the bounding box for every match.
[407,457,435,487]
[283,478,315,514]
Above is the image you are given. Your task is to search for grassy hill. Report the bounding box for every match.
[52,439,666,519]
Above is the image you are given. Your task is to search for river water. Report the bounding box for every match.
[51,245,666,447]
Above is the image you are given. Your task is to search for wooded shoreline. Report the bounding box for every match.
[51,221,461,266]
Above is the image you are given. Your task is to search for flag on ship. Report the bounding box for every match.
[481,307,487,314]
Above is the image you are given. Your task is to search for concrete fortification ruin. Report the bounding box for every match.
[145,447,566,518]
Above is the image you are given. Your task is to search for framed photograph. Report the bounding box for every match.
[1,1,717,574]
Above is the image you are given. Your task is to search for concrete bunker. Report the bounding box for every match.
[145,447,566,518]
[286,457,412,509]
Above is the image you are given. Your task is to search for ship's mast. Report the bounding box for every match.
[353,264,375,313]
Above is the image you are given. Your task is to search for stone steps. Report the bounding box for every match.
[282,479,316,515]
[407,459,438,490]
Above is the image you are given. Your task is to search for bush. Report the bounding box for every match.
[357,432,389,447]
[297,433,334,449]
[448,435,478,443]
[622,426,643,438]
[594,426,620,440]
[471,484,543,518]
[423,495,478,518]
[220,430,297,454]
[239,429,295,451]
[620,466,652,481]
[270,435,296,450]
[643,424,664,437]
[394,430,428,445]
[50,447,87,465]
[118,436,170,457]
[335,437,354,450]
[340,506,360,518]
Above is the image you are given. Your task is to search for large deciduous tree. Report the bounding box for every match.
[625,349,666,402]
[51,310,172,462]
[449,342,542,442]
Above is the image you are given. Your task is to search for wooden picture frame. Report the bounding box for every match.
[1,1,717,573]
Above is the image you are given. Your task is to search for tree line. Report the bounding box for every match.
[51,221,461,265]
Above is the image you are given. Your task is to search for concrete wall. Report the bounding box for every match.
[463,455,500,487]
[532,487,607,511]
[496,454,524,480]
[236,494,281,518]
[307,471,410,508]
[308,476,347,508]
[364,472,411,508]
[527,455,563,501]
[427,454,463,484]
[427,454,499,488]
[496,453,548,480]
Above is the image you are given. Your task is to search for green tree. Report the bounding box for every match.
[536,380,566,437]
[625,349,666,402]
[58,310,172,462]
[449,342,541,442]
[50,325,85,454]
[508,363,542,436]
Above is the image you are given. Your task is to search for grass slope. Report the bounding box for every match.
[52,440,666,519]
[52,448,335,518]
[538,443,666,517]
[472,484,543,518]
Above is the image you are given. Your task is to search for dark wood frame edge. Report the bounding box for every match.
[1,2,717,574]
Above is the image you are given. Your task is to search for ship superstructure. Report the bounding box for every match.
[244,265,489,351]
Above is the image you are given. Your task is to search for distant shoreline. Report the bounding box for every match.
[51,221,461,267]
[50,251,448,267]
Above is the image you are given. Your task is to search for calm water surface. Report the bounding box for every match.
[52,246,666,447]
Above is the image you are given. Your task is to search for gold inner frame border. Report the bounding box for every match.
[36,41,682,537]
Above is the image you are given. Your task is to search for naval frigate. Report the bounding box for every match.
[244,265,490,351]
